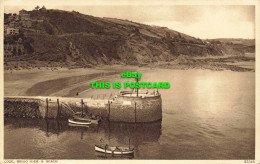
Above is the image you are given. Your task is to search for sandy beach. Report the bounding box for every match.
[4,68,108,96]
[4,65,149,97]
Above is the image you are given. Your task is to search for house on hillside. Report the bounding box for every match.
[19,9,27,15]
[4,24,8,34]
[19,9,30,21]
[7,14,20,22]
[9,21,20,28]
[4,43,24,58]
[22,28,41,34]
[6,27,19,35]
[4,45,14,58]
[21,20,32,28]
[7,14,15,22]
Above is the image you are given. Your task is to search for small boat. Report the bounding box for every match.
[77,118,100,124]
[95,145,134,155]
[68,118,91,125]
[73,112,101,124]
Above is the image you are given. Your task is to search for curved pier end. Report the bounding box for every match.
[109,92,162,123]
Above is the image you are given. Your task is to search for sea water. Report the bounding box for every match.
[4,69,255,159]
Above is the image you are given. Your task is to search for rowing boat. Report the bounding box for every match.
[73,115,100,124]
[68,118,91,125]
[95,145,134,155]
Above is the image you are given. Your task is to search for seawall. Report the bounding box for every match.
[4,94,162,123]
[109,94,162,122]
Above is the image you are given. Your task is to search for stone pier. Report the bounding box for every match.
[4,93,162,123]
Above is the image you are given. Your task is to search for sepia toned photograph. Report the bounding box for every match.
[1,0,258,161]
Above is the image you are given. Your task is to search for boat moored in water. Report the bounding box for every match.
[95,145,134,155]
[68,118,91,125]
[73,112,101,124]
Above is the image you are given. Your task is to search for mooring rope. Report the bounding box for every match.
[61,102,76,113]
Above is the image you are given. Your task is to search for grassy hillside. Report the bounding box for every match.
[4,9,255,68]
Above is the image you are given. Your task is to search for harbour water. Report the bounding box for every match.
[4,69,255,159]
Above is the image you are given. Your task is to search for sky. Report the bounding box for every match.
[4,1,255,39]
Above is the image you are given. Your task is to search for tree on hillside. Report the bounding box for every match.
[34,6,40,10]
[41,6,46,10]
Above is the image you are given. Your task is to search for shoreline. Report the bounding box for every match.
[4,54,255,73]
[4,65,255,98]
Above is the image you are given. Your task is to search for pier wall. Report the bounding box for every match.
[109,95,162,122]
[4,95,162,122]
[4,98,43,118]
